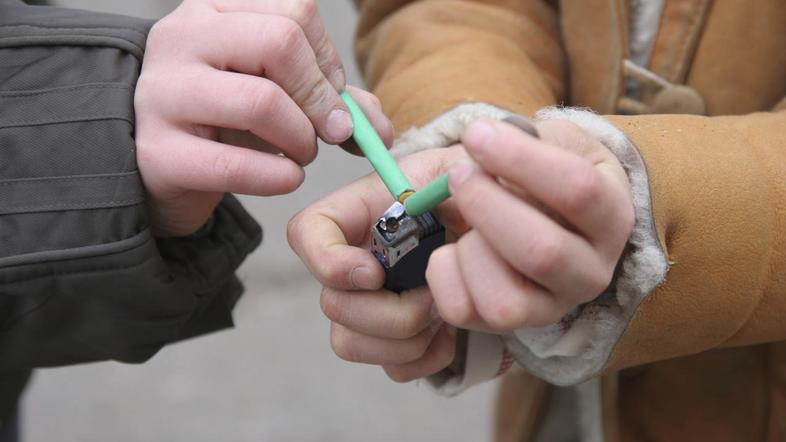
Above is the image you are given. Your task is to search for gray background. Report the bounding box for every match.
[21,1,498,441]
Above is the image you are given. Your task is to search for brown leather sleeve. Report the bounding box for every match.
[604,110,786,371]
[354,0,565,133]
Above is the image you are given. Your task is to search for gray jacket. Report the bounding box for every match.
[0,0,262,426]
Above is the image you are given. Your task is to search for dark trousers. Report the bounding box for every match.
[0,408,19,442]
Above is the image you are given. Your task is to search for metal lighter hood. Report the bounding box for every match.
[371,202,445,293]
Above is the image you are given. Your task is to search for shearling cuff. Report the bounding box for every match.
[390,103,514,158]
[503,107,669,385]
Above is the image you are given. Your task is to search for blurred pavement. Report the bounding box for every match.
[21,1,498,441]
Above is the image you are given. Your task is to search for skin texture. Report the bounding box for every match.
[289,119,633,382]
[134,0,393,236]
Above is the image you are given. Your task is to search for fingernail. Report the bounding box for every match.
[463,120,497,152]
[502,115,539,138]
[448,160,479,193]
[326,109,354,143]
[329,68,347,92]
[350,266,377,290]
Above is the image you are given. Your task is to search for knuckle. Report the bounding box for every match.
[581,259,616,299]
[408,333,433,361]
[210,151,243,187]
[291,75,330,113]
[272,18,306,55]
[330,328,360,363]
[586,271,612,299]
[524,234,565,277]
[384,367,414,384]
[319,289,343,323]
[286,210,305,246]
[315,259,346,288]
[146,18,173,42]
[439,297,473,328]
[563,163,602,216]
[275,166,305,194]
[288,0,318,27]
[353,89,381,110]
[485,297,527,331]
[392,302,431,339]
[240,83,275,122]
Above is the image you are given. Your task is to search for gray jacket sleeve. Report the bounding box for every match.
[0,0,262,371]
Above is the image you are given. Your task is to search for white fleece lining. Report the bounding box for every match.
[503,107,669,386]
[390,102,514,158]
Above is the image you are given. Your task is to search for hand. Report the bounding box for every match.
[288,147,470,382]
[427,118,634,332]
[134,0,393,236]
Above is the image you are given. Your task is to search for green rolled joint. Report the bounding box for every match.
[404,173,451,216]
[341,92,413,200]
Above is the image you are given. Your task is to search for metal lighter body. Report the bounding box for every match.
[371,202,446,293]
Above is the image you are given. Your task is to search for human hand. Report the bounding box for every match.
[134,0,393,236]
[288,147,471,382]
[427,118,634,332]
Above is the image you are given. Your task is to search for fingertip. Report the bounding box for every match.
[344,86,393,148]
[462,119,497,156]
[278,161,306,194]
[350,265,384,291]
[379,117,395,149]
[324,107,354,144]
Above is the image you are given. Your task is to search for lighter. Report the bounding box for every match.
[371,202,445,293]
[342,92,450,292]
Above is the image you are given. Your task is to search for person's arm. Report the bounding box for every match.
[598,109,786,371]
[346,0,786,393]
[353,0,564,133]
[0,1,262,371]
[0,0,392,372]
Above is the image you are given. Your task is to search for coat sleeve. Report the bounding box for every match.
[0,1,261,372]
[602,109,786,370]
[353,0,565,133]
[495,107,786,385]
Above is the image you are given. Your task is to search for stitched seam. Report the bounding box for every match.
[670,0,710,81]
[0,83,131,97]
[0,36,145,59]
[0,24,148,40]
[0,241,154,286]
[4,200,142,212]
[0,173,137,186]
[0,34,141,47]
[0,115,132,128]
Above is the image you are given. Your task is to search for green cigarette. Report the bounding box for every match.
[341,92,413,200]
[404,173,451,216]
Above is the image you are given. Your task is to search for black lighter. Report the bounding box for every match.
[371,202,446,293]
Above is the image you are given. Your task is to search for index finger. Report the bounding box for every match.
[288,147,469,290]
[212,0,346,90]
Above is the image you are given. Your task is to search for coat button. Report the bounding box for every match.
[651,85,706,115]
